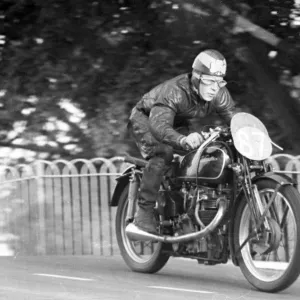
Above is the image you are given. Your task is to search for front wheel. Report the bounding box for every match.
[115,185,170,273]
[234,179,300,292]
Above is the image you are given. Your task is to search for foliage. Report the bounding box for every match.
[1,0,300,161]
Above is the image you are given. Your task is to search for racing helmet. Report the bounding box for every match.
[192,49,227,77]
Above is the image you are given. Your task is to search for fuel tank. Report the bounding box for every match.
[176,142,233,185]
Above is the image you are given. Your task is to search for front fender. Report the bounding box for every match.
[252,171,297,187]
[228,171,296,266]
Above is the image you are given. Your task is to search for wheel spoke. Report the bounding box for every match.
[263,192,281,223]
[280,205,289,229]
[270,202,280,224]
[274,250,280,262]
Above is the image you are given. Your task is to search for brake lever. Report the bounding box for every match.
[201,131,210,140]
[214,126,230,136]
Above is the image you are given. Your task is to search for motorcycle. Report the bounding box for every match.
[110,112,300,292]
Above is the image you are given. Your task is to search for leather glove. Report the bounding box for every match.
[141,132,156,146]
[180,132,204,150]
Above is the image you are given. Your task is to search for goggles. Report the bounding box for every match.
[194,72,227,88]
[200,76,227,88]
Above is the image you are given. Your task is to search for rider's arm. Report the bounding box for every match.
[149,90,186,148]
[213,87,238,125]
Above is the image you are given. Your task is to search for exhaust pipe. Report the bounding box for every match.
[125,197,227,243]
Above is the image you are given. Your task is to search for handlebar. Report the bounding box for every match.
[184,126,230,152]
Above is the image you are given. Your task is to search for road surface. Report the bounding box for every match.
[0,255,299,299]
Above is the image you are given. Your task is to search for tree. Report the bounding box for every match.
[1,0,300,161]
[183,0,300,152]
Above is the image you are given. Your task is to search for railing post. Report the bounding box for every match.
[36,161,46,255]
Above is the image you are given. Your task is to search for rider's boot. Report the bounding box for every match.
[134,157,165,234]
[134,206,158,234]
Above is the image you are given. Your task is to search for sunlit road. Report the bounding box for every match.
[0,255,299,300]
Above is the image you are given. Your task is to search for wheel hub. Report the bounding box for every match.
[251,218,282,255]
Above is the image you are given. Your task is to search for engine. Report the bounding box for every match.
[165,182,232,259]
[179,182,231,225]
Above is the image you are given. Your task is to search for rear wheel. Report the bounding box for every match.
[234,179,300,292]
[115,185,170,273]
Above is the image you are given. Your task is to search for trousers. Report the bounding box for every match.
[128,111,189,208]
[138,144,173,208]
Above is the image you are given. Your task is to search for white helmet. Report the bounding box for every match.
[192,49,227,77]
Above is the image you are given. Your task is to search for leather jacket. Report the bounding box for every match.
[129,73,237,149]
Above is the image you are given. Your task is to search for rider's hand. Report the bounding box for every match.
[180,132,204,150]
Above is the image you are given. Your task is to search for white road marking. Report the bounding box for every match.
[33,273,95,281]
[254,261,288,270]
[148,286,213,294]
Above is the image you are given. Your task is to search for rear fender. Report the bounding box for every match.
[228,171,296,266]
[110,165,140,207]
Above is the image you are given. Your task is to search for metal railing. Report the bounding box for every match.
[0,154,299,256]
[0,157,132,256]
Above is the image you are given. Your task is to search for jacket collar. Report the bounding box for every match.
[188,73,203,104]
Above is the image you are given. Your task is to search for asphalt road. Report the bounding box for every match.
[0,255,299,300]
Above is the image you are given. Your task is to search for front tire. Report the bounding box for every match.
[234,179,300,292]
[115,185,170,273]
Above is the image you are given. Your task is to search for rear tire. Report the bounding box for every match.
[234,179,300,292]
[115,185,170,273]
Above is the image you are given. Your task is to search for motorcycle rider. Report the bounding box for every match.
[128,49,238,234]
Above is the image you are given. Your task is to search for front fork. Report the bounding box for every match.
[242,157,271,232]
[126,168,141,224]
[252,184,271,230]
